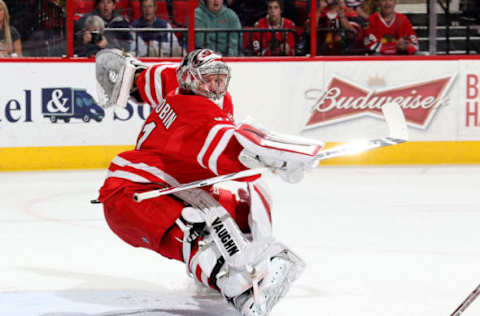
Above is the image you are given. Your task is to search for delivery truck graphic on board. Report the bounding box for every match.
[41,88,105,123]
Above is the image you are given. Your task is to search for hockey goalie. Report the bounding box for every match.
[95,48,325,315]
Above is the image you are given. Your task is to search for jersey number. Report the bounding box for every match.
[136,121,156,150]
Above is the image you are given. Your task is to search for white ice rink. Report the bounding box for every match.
[1,166,480,316]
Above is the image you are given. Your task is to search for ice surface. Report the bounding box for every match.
[1,166,480,316]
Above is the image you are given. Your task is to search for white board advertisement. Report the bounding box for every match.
[458,60,480,140]
[0,59,478,149]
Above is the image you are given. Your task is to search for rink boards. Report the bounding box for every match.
[1,56,480,170]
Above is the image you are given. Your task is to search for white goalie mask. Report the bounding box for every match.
[177,49,231,100]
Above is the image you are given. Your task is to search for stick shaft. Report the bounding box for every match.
[450,283,480,316]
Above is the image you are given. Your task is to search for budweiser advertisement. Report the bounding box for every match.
[303,75,456,131]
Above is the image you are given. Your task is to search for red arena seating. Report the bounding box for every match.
[117,0,129,10]
[157,0,170,21]
[115,0,130,12]
[129,0,142,21]
[74,0,95,14]
[172,0,200,27]
[116,0,130,17]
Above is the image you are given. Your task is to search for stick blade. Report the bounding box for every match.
[382,102,409,141]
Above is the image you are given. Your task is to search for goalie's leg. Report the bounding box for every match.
[165,191,304,316]
[102,180,303,316]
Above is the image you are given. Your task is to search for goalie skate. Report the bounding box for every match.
[231,249,305,316]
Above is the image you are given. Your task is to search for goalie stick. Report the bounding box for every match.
[133,102,408,202]
[450,283,480,316]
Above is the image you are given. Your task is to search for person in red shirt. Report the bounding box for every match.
[317,0,365,55]
[94,48,320,316]
[301,0,365,55]
[364,0,419,55]
[252,0,296,56]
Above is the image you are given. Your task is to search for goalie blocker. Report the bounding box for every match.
[235,122,325,184]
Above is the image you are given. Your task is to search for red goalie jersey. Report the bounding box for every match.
[101,91,246,192]
[364,12,418,55]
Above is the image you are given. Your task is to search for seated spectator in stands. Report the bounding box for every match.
[76,0,133,53]
[195,0,242,56]
[252,0,296,56]
[364,0,418,55]
[303,0,365,55]
[0,0,21,57]
[76,15,112,57]
[131,0,183,57]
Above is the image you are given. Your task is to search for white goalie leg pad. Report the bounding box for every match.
[247,180,273,241]
[175,195,305,316]
[95,48,146,108]
[173,191,293,301]
[176,206,276,298]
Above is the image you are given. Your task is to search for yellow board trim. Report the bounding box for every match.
[0,145,134,171]
[0,142,480,171]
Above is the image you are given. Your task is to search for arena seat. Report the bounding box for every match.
[116,0,130,17]
[129,0,142,21]
[157,0,170,21]
[172,0,200,26]
[117,0,129,10]
[74,0,95,14]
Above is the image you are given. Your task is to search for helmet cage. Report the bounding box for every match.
[177,49,231,100]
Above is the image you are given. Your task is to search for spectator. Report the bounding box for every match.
[131,0,183,57]
[195,0,242,56]
[0,0,21,57]
[252,0,296,56]
[76,0,133,53]
[76,15,112,57]
[364,0,418,55]
[303,0,365,55]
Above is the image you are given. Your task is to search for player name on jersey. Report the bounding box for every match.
[154,100,177,130]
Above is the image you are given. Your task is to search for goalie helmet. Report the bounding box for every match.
[177,49,231,100]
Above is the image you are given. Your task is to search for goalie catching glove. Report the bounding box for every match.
[95,49,147,108]
[235,122,325,183]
